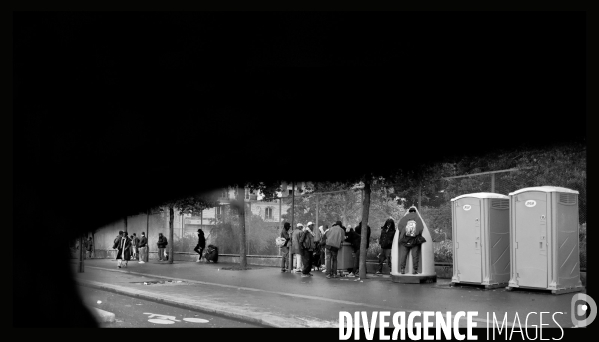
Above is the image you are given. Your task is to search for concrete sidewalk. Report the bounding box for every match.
[72,259,580,328]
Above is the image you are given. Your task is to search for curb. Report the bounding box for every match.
[76,279,335,328]
[90,307,116,323]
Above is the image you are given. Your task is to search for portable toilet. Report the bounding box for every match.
[450,193,510,288]
[507,186,584,294]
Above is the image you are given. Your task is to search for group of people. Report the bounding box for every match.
[113,230,149,268]
[278,207,426,278]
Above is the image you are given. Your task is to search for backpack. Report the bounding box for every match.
[204,244,219,263]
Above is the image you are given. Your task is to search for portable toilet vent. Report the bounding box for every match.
[507,186,584,294]
[451,192,510,288]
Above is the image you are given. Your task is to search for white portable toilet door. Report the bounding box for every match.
[514,192,548,288]
[455,198,482,283]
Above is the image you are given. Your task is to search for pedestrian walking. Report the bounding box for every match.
[115,232,132,268]
[290,223,304,273]
[377,218,395,274]
[279,222,292,272]
[113,231,123,260]
[131,233,140,260]
[300,222,316,277]
[397,207,426,274]
[194,228,206,262]
[157,233,168,261]
[85,236,93,259]
[325,221,345,279]
[138,232,148,263]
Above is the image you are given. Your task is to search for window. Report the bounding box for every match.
[265,207,273,220]
[245,188,250,200]
[220,190,228,199]
[216,206,222,218]
[288,189,293,196]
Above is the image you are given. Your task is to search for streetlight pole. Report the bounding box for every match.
[289,181,295,270]
[78,233,84,273]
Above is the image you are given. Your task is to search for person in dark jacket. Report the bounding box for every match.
[157,233,168,261]
[377,218,396,274]
[85,237,93,259]
[138,232,148,263]
[280,222,292,272]
[116,232,132,268]
[194,229,206,262]
[299,222,315,277]
[113,231,123,261]
[397,207,425,274]
[348,221,371,277]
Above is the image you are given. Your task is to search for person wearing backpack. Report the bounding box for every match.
[325,221,345,279]
[377,218,396,274]
[299,222,316,277]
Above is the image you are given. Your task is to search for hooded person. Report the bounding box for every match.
[279,222,292,272]
[194,228,206,262]
[377,218,396,274]
[397,207,426,274]
[290,223,304,273]
[325,221,346,278]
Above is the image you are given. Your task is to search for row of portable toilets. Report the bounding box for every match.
[450,186,584,294]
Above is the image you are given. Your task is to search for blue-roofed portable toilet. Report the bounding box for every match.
[507,186,584,294]
[451,192,510,288]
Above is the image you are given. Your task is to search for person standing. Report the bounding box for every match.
[300,222,315,277]
[116,232,132,268]
[85,236,94,259]
[320,225,329,273]
[347,221,370,277]
[138,232,148,263]
[397,208,425,274]
[311,222,321,270]
[194,228,206,262]
[279,222,292,272]
[325,221,345,279]
[377,218,395,274]
[290,223,304,273]
[131,233,139,260]
[157,233,168,261]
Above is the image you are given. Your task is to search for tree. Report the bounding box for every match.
[159,192,221,264]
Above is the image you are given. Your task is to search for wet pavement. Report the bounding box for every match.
[78,286,260,328]
[72,259,582,328]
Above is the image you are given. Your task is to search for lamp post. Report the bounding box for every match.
[78,233,84,273]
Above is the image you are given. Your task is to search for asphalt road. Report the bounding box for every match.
[78,286,261,328]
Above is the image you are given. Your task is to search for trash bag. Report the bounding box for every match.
[204,244,219,263]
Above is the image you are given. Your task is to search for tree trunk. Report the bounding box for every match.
[238,187,247,268]
[359,177,371,279]
[169,205,174,264]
